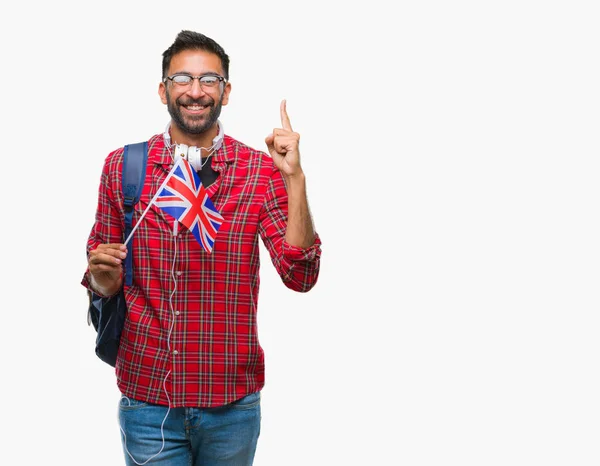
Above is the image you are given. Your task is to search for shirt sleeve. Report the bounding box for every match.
[81,151,125,295]
[258,167,322,292]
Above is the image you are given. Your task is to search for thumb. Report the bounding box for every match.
[265,133,276,157]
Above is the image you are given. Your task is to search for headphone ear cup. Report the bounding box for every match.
[175,144,189,160]
[212,121,224,152]
[163,121,172,146]
[187,146,202,171]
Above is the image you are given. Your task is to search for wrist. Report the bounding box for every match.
[88,272,123,298]
[283,172,306,189]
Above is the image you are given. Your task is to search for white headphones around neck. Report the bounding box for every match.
[163,120,224,171]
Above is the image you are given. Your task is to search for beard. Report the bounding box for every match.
[166,89,224,136]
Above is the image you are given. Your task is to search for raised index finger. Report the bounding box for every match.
[280,99,293,131]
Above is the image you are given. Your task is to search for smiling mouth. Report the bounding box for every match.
[184,104,209,111]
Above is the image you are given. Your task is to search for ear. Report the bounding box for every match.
[159,82,168,105]
[221,81,232,106]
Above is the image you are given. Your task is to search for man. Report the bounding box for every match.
[82,30,321,466]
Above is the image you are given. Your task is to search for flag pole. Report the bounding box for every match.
[124,165,174,246]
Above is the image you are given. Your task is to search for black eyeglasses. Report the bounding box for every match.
[163,74,226,89]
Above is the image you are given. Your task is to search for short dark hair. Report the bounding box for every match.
[162,30,230,80]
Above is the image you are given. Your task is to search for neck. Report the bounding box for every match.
[167,121,220,150]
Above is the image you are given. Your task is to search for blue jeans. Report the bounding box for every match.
[118,391,261,466]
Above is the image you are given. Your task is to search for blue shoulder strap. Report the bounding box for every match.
[122,142,148,287]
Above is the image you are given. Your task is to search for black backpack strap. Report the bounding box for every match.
[122,142,148,286]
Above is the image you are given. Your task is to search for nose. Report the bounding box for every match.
[186,77,207,99]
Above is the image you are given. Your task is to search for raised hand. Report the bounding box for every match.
[265,100,303,178]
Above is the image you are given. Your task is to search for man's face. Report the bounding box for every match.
[159,49,231,136]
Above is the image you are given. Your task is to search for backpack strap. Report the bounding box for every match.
[122,142,148,287]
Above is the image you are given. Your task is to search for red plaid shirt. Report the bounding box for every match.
[82,133,321,408]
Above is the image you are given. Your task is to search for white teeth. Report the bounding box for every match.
[187,105,206,110]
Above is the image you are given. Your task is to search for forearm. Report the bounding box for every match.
[284,173,315,248]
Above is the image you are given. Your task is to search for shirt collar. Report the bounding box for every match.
[149,133,235,167]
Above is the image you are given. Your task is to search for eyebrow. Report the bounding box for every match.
[170,71,222,77]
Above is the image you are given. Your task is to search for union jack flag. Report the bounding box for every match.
[154,157,224,252]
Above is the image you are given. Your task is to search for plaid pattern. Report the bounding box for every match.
[83,133,321,408]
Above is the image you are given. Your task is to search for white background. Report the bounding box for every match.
[1,1,599,465]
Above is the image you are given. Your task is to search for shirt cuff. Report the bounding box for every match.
[282,233,322,262]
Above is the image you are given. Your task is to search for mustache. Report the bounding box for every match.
[178,97,214,106]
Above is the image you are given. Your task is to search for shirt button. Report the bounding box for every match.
[175,311,180,316]
[173,350,179,355]
[176,271,183,276]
